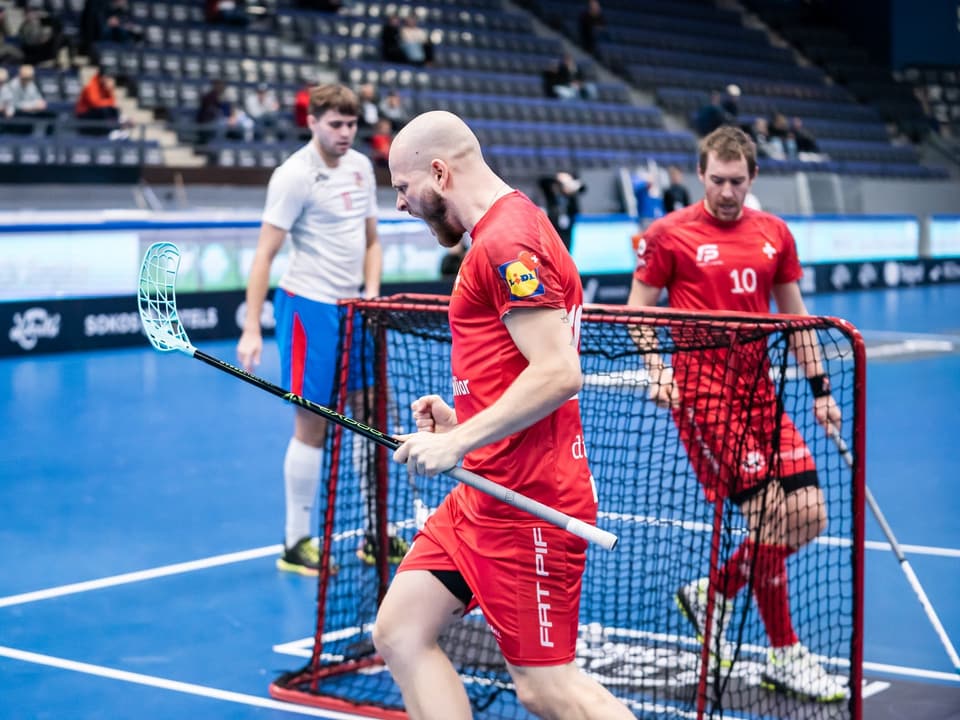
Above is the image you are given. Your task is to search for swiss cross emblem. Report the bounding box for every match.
[762,242,777,259]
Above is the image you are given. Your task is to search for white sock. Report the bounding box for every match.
[283,437,323,549]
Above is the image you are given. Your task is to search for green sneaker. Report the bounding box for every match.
[356,532,410,565]
[277,537,339,576]
[761,642,848,702]
[675,577,734,668]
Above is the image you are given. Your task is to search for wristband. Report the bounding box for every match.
[808,374,831,398]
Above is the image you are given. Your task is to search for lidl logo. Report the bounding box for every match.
[499,252,544,300]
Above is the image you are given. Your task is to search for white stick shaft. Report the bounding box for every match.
[447,467,618,551]
[831,431,960,673]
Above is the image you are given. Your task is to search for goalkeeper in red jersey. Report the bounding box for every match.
[627,125,847,703]
[374,110,634,720]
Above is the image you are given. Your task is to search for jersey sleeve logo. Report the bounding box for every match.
[632,236,647,268]
[498,250,544,300]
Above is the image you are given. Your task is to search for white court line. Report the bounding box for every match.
[821,536,960,559]
[2,536,958,612]
[862,662,960,684]
[0,644,885,720]
[0,646,364,719]
[274,632,960,686]
[859,330,959,343]
[2,543,958,687]
[866,339,955,358]
[0,544,282,608]
[862,681,892,698]
[600,512,960,559]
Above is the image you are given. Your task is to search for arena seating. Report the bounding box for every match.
[898,65,960,140]
[741,0,938,146]
[6,0,949,181]
[0,65,161,167]
[517,0,947,179]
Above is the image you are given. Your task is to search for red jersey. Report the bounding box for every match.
[633,202,815,496]
[633,200,802,313]
[446,191,596,525]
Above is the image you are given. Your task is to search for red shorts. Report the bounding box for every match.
[397,494,588,666]
[673,391,816,504]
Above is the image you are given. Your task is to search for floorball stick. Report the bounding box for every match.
[830,429,960,673]
[137,242,618,551]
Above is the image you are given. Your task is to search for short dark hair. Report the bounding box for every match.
[308,83,359,119]
[698,125,758,177]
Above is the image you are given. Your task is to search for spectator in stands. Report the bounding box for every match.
[75,67,125,137]
[356,82,379,136]
[662,165,691,213]
[197,79,252,143]
[543,52,597,101]
[578,0,606,55]
[399,15,431,66]
[722,83,741,123]
[293,82,312,130]
[750,116,784,160]
[205,0,248,27]
[0,5,24,65]
[791,117,819,154]
[18,4,68,67]
[694,90,730,137]
[368,117,393,168]
[101,0,142,45]
[4,64,55,135]
[630,168,664,221]
[381,12,405,64]
[769,112,795,157]
[79,0,109,56]
[378,88,410,130]
[198,79,229,130]
[539,170,585,250]
[244,82,281,139]
[0,67,11,130]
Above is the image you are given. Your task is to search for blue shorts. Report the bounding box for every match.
[273,289,373,406]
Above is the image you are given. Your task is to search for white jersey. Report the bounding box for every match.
[262,142,378,303]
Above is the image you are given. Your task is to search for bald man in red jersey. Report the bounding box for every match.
[375,110,634,720]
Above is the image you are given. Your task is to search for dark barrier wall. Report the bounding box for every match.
[889,0,960,69]
[822,0,960,70]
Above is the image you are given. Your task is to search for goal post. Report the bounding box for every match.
[269,295,865,720]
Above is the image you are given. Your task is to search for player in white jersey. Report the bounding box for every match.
[237,83,389,574]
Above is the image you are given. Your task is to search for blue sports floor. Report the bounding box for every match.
[1,285,959,719]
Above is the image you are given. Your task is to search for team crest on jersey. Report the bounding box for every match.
[695,244,721,265]
[498,251,544,300]
[354,171,363,187]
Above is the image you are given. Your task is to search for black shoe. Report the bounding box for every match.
[356,532,410,565]
[277,536,339,576]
